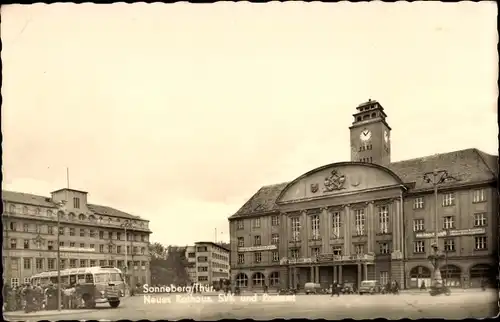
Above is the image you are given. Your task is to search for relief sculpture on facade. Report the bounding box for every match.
[323,169,346,192]
[310,183,319,193]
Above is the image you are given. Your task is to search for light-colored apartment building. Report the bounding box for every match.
[184,242,230,287]
[2,188,152,287]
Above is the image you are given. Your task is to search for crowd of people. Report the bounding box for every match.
[3,282,86,313]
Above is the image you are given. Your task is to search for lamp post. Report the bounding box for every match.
[121,220,133,293]
[423,170,457,291]
[56,201,67,311]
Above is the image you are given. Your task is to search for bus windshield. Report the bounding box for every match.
[94,273,124,283]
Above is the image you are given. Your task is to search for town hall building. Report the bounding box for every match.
[228,99,498,291]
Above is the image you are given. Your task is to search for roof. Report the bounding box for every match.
[2,190,145,221]
[229,148,498,219]
[51,188,88,194]
[194,241,230,252]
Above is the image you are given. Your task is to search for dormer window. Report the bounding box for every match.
[73,197,80,209]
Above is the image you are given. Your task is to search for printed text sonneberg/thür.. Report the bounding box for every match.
[143,283,214,294]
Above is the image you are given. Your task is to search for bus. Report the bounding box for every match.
[29,266,125,308]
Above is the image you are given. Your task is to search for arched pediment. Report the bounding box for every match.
[277,162,404,203]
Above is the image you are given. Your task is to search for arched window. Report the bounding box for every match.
[236,273,248,288]
[371,112,376,118]
[47,210,53,217]
[35,208,40,215]
[362,114,370,120]
[9,204,16,213]
[356,116,362,122]
[410,266,431,278]
[89,215,96,221]
[252,272,265,287]
[79,214,86,221]
[22,206,28,214]
[269,272,280,287]
[441,265,462,287]
[57,211,65,220]
[69,213,76,221]
[469,264,495,287]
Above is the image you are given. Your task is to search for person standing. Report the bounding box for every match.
[23,284,36,313]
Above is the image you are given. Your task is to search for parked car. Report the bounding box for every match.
[341,282,355,294]
[304,282,322,294]
[359,280,382,295]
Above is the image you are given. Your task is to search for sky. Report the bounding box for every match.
[1,2,498,247]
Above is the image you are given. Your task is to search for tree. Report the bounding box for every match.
[149,243,190,286]
[149,242,167,260]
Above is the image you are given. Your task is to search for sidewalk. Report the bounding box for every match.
[400,288,488,294]
[4,309,94,320]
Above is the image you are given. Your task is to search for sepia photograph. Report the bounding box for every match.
[1,1,498,321]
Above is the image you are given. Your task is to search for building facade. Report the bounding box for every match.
[2,188,152,287]
[228,100,498,290]
[185,242,230,287]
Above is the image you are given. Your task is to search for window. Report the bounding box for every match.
[354,244,364,255]
[10,239,17,249]
[59,227,64,235]
[198,266,208,272]
[271,215,280,226]
[36,258,43,270]
[237,253,245,264]
[254,252,262,263]
[90,244,95,250]
[237,237,244,247]
[48,241,54,250]
[475,236,487,250]
[23,240,30,249]
[70,242,75,247]
[99,245,104,252]
[444,239,455,252]
[474,213,487,227]
[10,222,17,231]
[11,278,20,288]
[99,231,104,239]
[23,206,28,214]
[48,226,54,234]
[252,218,261,229]
[414,241,425,253]
[70,259,77,268]
[332,212,341,238]
[290,248,299,258]
[332,245,342,256]
[237,220,244,230]
[272,251,279,262]
[99,260,106,266]
[311,215,320,240]
[380,271,389,286]
[378,206,389,234]
[69,228,75,236]
[413,197,424,209]
[271,234,279,245]
[413,219,424,232]
[473,189,486,203]
[442,193,455,206]
[90,260,96,267]
[443,216,455,229]
[23,258,31,269]
[311,247,320,257]
[73,197,80,209]
[253,235,261,246]
[80,243,84,248]
[89,230,96,238]
[117,246,122,253]
[59,241,64,247]
[197,256,208,262]
[355,209,365,235]
[79,229,85,237]
[23,224,29,232]
[48,259,55,270]
[117,232,122,240]
[379,243,390,254]
[108,245,114,253]
[291,217,301,241]
[198,276,208,282]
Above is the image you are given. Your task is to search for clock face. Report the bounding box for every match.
[360,129,372,141]
[384,130,389,143]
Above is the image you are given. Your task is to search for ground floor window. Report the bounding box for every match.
[236,273,248,288]
[269,272,279,286]
[409,266,432,289]
[252,272,265,287]
[380,271,389,286]
[441,265,462,287]
[11,278,19,287]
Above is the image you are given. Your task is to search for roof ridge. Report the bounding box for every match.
[390,148,476,164]
[473,148,498,176]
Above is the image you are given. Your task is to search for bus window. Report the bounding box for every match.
[94,274,110,284]
[77,274,85,281]
[85,274,94,283]
[50,277,58,284]
[69,275,77,286]
[109,273,123,282]
[62,276,69,284]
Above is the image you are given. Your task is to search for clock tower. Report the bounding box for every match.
[349,99,391,166]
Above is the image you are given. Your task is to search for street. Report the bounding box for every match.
[4,290,498,321]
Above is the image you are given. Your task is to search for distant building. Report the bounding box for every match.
[228,99,498,291]
[184,242,230,287]
[2,188,152,287]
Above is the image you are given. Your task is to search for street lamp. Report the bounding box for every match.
[121,220,134,292]
[55,200,67,311]
[423,170,458,291]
